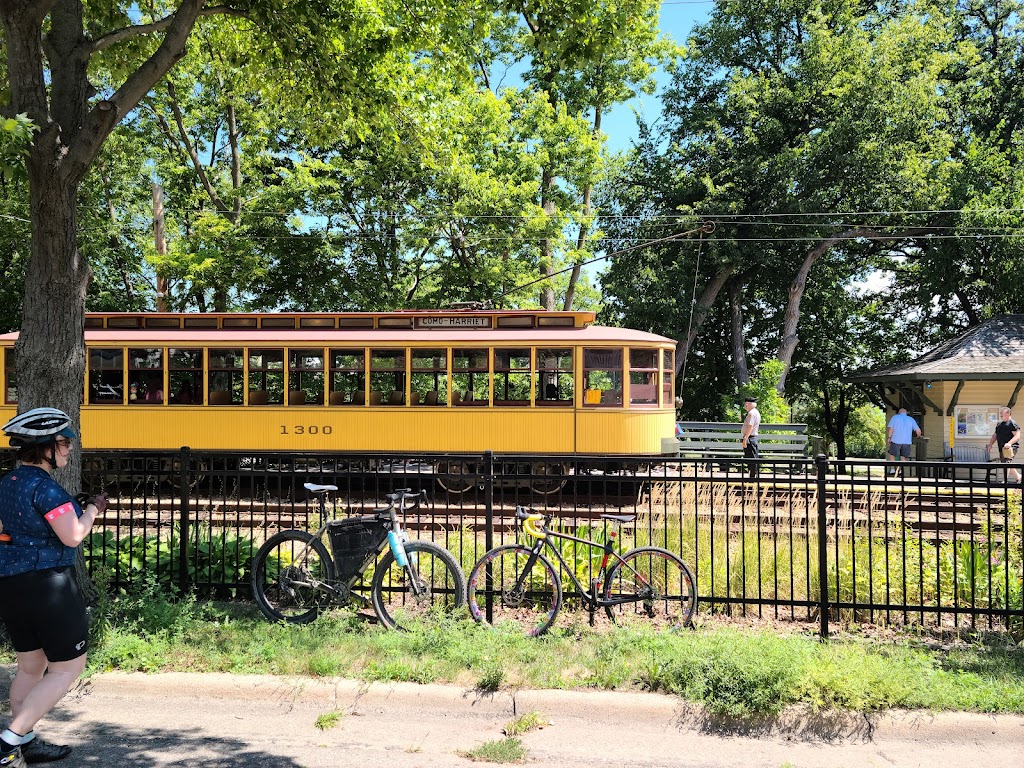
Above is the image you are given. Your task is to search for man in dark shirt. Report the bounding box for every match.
[988,407,1021,483]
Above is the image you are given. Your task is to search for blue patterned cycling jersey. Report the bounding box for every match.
[0,465,82,577]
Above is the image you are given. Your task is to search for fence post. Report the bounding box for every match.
[178,446,192,594]
[483,450,495,623]
[815,453,829,640]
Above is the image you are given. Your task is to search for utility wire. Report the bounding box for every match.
[491,221,715,302]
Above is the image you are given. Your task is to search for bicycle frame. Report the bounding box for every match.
[520,518,654,609]
[285,487,422,598]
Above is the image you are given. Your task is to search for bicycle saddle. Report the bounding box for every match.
[304,482,338,494]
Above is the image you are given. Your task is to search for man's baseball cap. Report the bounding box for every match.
[744,397,757,403]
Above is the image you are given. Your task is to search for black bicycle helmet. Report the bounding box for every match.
[2,407,76,447]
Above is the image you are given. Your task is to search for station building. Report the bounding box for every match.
[849,315,1024,460]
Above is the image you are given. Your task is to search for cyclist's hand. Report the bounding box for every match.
[91,492,109,515]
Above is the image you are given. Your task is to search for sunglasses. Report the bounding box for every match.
[55,438,73,449]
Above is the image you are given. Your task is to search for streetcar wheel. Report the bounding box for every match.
[370,541,466,630]
[437,461,476,493]
[530,462,568,495]
[251,530,335,624]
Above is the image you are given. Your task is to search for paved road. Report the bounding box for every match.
[5,672,1023,767]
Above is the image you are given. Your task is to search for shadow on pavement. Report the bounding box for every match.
[673,703,874,744]
[36,710,304,768]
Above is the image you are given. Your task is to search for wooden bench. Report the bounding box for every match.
[662,422,817,471]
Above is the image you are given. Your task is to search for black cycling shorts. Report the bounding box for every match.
[0,566,88,662]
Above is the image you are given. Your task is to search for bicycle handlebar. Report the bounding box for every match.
[515,505,549,520]
[385,488,428,508]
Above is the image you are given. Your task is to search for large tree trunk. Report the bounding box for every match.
[776,227,930,392]
[674,264,734,376]
[728,279,749,386]
[18,166,89,485]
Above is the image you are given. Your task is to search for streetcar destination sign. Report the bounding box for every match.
[415,316,492,328]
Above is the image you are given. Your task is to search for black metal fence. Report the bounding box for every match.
[19,449,1023,636]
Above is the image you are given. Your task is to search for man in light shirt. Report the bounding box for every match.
[886,407,922,473]
[740,397,761,478]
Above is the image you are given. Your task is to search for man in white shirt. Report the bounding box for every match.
[886,407,922,472]
[740,397,761,478]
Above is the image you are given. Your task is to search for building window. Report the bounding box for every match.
[493,349,531,405]
[209,349,244,405]
[4,349,16,405]
[329,349,366,405]
[583,348,623,407]
[411,349,447,406]
[289,349,324,406]
[452,349,488,406]
[128,348,164,404]
[371,349,407,406]
[629,349,659,407]
[169,349,203,405]
[536,348,573,405]
[247,349,283,405]
[662,349,674,408]
[89,348,124,404]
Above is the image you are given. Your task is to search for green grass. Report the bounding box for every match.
[314,710,342,730]
[48,580,1024,718]
[502,711,548,736]
[458,737,528,763]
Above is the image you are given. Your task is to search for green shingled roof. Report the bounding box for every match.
[849,315,1024,383]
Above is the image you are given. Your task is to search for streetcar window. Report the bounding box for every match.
[247,349,283,405]
[583,348,623,407]
[169,349,203,405]
[629,349,658,408]
[536,348,573,405]
[89,348,124,404]
[209,349,244,405]
[4,349,16,405]
[452,349,488,406]
[663,349,674,408]
[329,349,365,406]
[128,348,164,404]
[289,349,324,406]
[493,349,530,406]
[371,349,407,406]
[411,349,447,406]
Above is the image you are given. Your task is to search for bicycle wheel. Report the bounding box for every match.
[370,540,466,630]
[603,547,696,630]
[251,530,335,624]
[467,544,561,637]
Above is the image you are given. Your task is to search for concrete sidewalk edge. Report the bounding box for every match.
[78,671,1024,745]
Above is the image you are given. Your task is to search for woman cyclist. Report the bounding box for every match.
[0,408,107,766]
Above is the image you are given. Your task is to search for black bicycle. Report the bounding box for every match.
[250,484,466,629]
[467,507,696,636]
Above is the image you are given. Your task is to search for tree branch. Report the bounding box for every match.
[89,5,246,53]
[165,80,231,215]
[63,0,214,182]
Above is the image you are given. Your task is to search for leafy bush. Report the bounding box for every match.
[722,360,789,424]
[844,404,886,458]
[86,526,256,590]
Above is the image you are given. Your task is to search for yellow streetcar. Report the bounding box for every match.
[1,310,676,465]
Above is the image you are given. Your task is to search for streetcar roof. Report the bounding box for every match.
[0,325,674,345]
